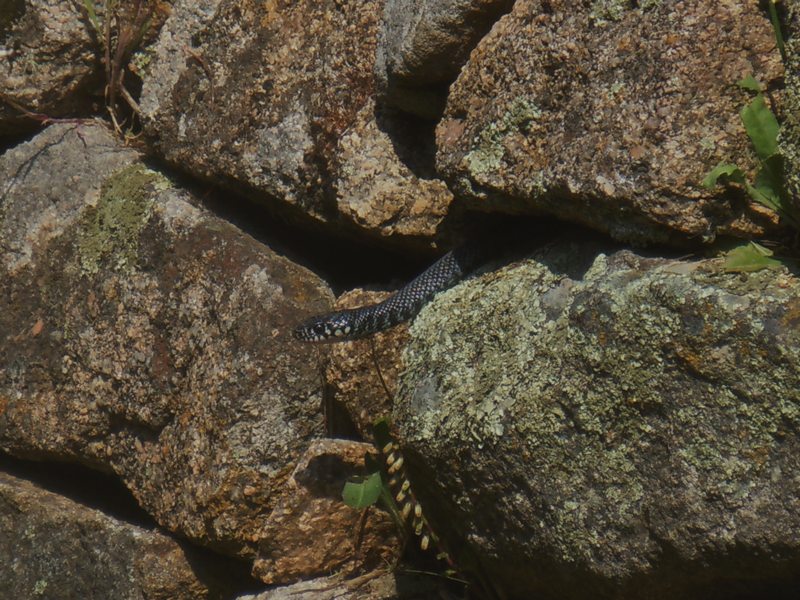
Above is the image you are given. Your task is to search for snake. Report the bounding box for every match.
[292,242,491,343]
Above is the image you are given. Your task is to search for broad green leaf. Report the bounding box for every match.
[702,163,746,189]
[342,471,383,508]
[751,154,785,213]
[740,95,779,160]
[744,182,780,213]
[737,75,762,92]
[723,242,782,273]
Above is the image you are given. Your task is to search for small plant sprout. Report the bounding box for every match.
[702,75,799,271]
[80,0,158,134]
[341,418,458,572]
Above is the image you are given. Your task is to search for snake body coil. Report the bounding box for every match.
[293,244,486,342]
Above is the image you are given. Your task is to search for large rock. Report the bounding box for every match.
[140,0,452,246]
[0,0,167,136]
[436,0,784,244]
[0,0,95,135]
[0,469,237,599]
[0,122,359,578]
[394,240,800,599]
[779,2,800,220]
[376,0,514,118]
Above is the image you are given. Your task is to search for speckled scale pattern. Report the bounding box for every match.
[293,244,485,342]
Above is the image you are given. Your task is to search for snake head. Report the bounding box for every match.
[292,311,354,343]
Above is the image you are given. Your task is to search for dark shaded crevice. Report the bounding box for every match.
[0,128,40,156]
[0,452,154,527]
[0,0,26,40]
[374,1,517,193]
[324,382,362,440]
[377,1,517,120]
[146,159,439,295]
[374,104,440,181]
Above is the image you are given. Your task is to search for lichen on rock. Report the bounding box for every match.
[396,241,800,599]
[77,164,169,275]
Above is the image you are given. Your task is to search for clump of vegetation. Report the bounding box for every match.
[703,76,798,230]
[342,419,461,580]
[80,0,160,134]
[702,76,798,271]
[702,3,797,272]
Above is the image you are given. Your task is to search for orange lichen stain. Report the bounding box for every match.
[673,345,705,376]
[629,145,646,160]
[781,298,800,330]
[30,319,44,336]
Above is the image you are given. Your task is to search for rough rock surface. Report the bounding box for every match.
[237,572,438,600]
[395,241,800,599]
[0,123,338,562]
[779,2,800,219]
[252,439,400,585]
[0,470,234,599]
[436,0,784,244]
[140,0,452,246]
[0,0,168,136]
[376,0,514,118]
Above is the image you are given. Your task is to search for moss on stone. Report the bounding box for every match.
[77,164,168,275]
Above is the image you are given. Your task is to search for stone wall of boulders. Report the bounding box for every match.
[1,1,798,599]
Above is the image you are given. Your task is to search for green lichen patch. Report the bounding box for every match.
[77,164,167,275]
[464,97,541,179]
[397,243,800,588]
[589,0,661,25]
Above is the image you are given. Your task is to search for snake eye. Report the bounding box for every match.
[293,311,355,342]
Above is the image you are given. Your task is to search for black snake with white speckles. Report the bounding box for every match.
[292,243,488,343]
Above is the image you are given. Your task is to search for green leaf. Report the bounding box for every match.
[767,0,787,63]
[702,163,746,189]
[740,95,779,161]
[342,471,382,509]
[737,75,762,92]
[81,0,101,34]
[723,242,783,273]
[751,154,785,213]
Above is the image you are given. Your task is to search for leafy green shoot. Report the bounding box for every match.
[722,242,783,273]
[342,470,383,509]
[740,94,779,160]
[81,0,101,34]
[767,1,787,63]
[340,419,403,520]
[737,75,762,93]
[702,78,800,230]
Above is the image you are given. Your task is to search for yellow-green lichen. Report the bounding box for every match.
[464,97,541,179]
[32,579,48,596]
[590,0,661,25]
[399,243,800,569]
[77,164,168,275]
